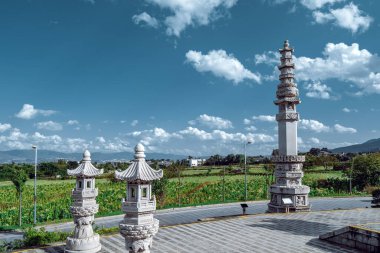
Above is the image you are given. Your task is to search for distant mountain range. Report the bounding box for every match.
[0,150,186,163]
[1,138,379,163]
[331,138,380,153]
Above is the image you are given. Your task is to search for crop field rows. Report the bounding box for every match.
[0,170,360,226]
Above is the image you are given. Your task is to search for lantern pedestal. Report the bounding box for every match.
[120,218,159,253]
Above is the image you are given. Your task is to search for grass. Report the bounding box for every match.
[170,174,269,183]
[172,170,344,183]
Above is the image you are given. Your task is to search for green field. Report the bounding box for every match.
[0,168,365,227]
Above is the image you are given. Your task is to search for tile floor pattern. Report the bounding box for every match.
[15,208,379,253]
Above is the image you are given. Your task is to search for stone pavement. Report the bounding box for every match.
[14,208,380,253]
[45,196,374,232]
[0,196,372,243]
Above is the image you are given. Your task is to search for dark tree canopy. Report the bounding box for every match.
[352,153,380,189]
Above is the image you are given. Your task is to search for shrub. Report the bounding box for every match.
[23,228,70,247]
[372,188,380,199]
[352,154,380,190]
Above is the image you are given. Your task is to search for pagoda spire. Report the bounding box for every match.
[267,40,310,213]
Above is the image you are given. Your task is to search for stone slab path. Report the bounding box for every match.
[14,208,380,253]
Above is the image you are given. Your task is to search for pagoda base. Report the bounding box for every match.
[267,203,311,213]
[120,218,159,253]
[65,234,101,253]
[267,185,311,213]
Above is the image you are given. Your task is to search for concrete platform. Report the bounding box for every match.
[320,222,380,252]
[13,208,380,253]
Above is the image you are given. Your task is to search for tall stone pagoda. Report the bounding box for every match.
[65,150,103,253]
[115,143,163,253]
[267,40,311,213]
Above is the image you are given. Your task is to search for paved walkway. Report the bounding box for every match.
[0,196,372,243]
[45,196,374,231]
[14,208,380,253]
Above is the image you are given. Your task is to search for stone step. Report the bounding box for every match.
[319,223,380,253]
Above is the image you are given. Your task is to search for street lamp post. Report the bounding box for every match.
[32,145,37,225]
[350,156,355,194]
[244,141,252,202]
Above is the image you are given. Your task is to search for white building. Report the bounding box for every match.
[189,159,206,167]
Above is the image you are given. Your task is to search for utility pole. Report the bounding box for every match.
[350,156,355,194]
[177,166,181,207]
[244,141,252,202]
[223,167,225,202]
[32,145,37,225]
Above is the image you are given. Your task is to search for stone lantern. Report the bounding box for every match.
[65,150,103,253]
[115,143,163,253]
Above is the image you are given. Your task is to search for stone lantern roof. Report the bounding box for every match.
[67,150,104,177]
[115,143,163,181]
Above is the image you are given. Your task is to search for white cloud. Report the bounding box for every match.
[249,133,275,143]
[252,115,276,122]
[186,50,261,84]
[15,104,56,120]
[294,43,380,95]
[243,118,251,125]
[132,12,159,28]
[6,128,28,142]
[300,119,330,133]
[342,107,357,113]
[0,128,63,150]
[300,0,344,10]
[0,123,11,133]
[189,114,233,129]
[334,123,357,133]
[32,132,62,144]
[310,137,320,144]
[245,126,257,132]
[96,136,106,143]
[208,129,245,142]
[312,3,373,33]
[97,137,129,152]
[266,1,371,33]
[131,120,139,127]
[179,127,213,140]
[67,120,79,125]
[147,0,237,37]
[126,127,182,148]
[0,123,278,155]
[304,81,332,99]
[66,138,88,152]
[254,51,281,65]
[179,127,274,144]
[35,121,63,131]
[297,137,303,144]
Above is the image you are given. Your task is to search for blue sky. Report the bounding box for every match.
[0,0,379,156]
